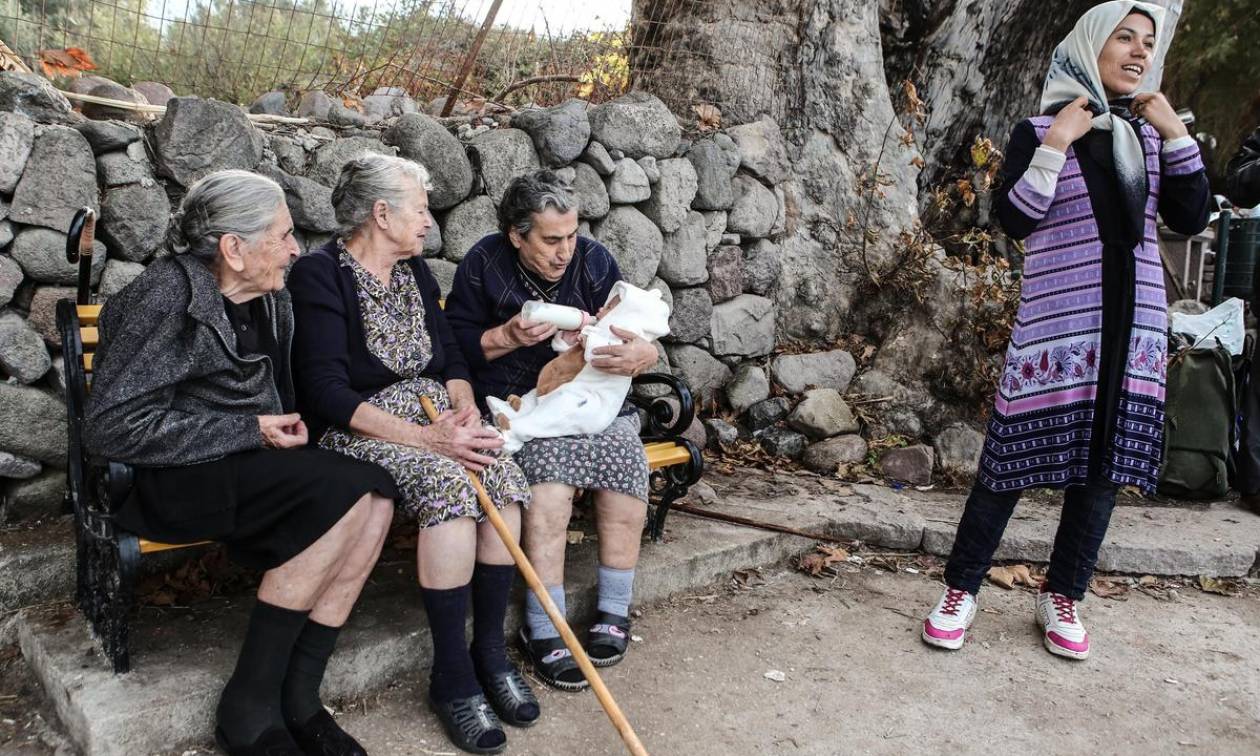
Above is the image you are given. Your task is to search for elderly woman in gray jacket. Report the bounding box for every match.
[85,170,397,756]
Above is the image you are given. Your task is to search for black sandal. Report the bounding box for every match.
[289,709,367,756]
[517,628,589,692]
[587,612,631,668]
[428,692,507,755]
[213,726,303,756]
[475,662,541,727]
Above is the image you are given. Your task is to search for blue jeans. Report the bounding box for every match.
[943,480,1118,600]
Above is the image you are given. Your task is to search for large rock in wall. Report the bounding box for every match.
[153,97,264,186]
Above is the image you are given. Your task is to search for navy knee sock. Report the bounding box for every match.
[470,562,515,675]
[420,583,479,703]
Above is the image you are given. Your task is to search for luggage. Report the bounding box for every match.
[1158,336,1236,499]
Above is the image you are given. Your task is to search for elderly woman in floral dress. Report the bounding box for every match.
[288,155,536,755]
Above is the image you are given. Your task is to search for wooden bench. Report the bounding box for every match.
[58,208,702,673]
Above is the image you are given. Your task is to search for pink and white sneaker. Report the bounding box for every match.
[1035,589,1090,660]
[921,587,977,650]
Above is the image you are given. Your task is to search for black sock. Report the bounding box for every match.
[216,601,310,746]
[420,583,479,703]
[281,619,341,727]
[470,563,515,676]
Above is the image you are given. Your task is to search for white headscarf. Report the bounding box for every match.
[1041,1,1165,221]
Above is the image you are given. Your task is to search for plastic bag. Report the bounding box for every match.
[1170,297,1246,356]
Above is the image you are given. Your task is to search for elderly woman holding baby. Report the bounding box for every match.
[444,170,660,693]
[287,154,534,755]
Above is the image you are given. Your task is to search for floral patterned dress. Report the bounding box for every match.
[319,245,530,528]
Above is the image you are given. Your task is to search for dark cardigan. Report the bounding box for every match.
[85,254,283,466]
[288,241,471,442]
[443,232,621,406]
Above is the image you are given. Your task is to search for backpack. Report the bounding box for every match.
[1158,337,1236,499]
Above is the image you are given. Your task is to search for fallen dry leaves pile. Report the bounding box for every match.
[137,547,257,607]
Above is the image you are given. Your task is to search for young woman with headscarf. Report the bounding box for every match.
[921,1,1210,660]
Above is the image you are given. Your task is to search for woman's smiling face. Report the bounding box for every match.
[1098,12,1156,99]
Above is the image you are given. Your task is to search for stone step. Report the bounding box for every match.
[0,517,218,615]
[708,472,1260,577]
[14,509,812,756]
[0,517,75,614]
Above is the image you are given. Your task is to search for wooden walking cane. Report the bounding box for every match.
[418,396,649,756]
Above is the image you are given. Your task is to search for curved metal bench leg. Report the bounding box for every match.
[650,489,681,542]
[647,439,705,542]
[98,532,140,674]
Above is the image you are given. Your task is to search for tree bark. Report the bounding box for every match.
[878,0,1096,191]
[631,0,924,341]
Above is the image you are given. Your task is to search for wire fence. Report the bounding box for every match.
[0,0,785,126]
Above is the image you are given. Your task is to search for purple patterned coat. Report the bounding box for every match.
[977,116,1208,493]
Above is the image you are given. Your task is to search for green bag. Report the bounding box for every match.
[1158,340,1236,499]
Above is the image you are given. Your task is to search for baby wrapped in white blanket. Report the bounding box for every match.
[486,281,671,454]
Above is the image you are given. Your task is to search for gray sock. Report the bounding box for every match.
[596,566,635,618]
[525,584,566,641]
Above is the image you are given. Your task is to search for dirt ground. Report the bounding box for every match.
[8,552,1258,756]
[326,565,1260,756]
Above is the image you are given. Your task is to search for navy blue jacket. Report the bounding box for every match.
[444,233,621,406]
[288,241,471,442]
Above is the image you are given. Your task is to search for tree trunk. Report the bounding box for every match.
[878,0,1096,192]
[630,0,924,341]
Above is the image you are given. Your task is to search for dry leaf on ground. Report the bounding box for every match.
[986,564,1037,590]
[797,545,850,577]
[732,568,765,589]
[1089,578,1130,600]
[1197,575,1241,596]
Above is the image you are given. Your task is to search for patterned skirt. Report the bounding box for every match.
[320,377,530,529]
[515,413,650,502]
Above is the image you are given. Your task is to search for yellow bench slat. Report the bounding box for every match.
[77,304,102,326]
[646,443,691,470]
[80,326,98,348]
[83,352,93,371]
[139,539,210,554]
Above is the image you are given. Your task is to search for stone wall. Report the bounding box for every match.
[0,71,990,522]
[0,74,848,520]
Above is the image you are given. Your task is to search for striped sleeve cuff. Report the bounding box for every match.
[1162,139,1205,177]
[1008,175,1055,218]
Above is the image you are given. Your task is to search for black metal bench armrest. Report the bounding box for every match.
[630,373,695,438]
[84,456,136,516]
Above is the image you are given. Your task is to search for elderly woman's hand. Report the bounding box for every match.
[418,406,505,471]
[501,314,558,349]
[259,413,309,448]
[445,379,481,427]
[590,326,659,377]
